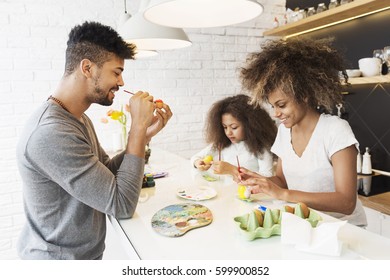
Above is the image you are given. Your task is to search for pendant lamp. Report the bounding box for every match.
[118,0,192,52]
[118,12,159,58]
[143,0,264,28]
[134,49,159,58]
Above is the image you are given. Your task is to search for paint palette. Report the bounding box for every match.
[151,203,213,237]
[176,186,217,201]
[151,171,168,179]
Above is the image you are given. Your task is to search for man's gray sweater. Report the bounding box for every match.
[16,102,144,259]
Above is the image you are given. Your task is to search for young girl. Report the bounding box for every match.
[191,94,277,181]
[239,37,367,226]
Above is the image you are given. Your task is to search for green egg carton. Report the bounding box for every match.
[233,203,322,241]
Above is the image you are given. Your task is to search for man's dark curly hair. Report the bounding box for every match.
[240,37,348,113]
[205,94,277,157]
[65,21,136,75]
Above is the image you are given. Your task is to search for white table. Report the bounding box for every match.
[113,148,390,260]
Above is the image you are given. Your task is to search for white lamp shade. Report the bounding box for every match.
[118,12,192,51]
[144,0,264,28]
[134,49,159,59]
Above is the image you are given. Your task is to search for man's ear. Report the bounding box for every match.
[80,59,93,77]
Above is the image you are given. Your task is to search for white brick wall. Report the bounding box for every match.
[0,0,285,259]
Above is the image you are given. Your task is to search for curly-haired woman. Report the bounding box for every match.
[239,37,366,226]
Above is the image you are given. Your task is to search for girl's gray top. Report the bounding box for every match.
[16,102,144,259]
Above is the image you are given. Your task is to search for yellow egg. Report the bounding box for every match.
[203,155,213,164]
[238,185,250,199]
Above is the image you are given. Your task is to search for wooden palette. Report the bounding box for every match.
[151,203,213,237]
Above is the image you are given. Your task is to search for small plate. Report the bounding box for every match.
[177,186,217,201]
[236,195,254,202]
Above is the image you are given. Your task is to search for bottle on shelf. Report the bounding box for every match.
[361,147,372,175]
[283,14,288,25]
[307,7,316,16]
[297,9,306,20]
[357,151,362,174]
[316,3,327,14]
[329,0,339,9]
[273,17,279,28]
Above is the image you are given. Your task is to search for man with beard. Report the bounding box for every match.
[16,21,173,259]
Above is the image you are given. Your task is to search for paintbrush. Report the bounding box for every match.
[236,155,241,172]
[124,90,164,109]
[236,155,242,181]
[123,89,135,95]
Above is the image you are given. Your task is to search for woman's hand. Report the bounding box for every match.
[235,167,261,182]
[239,167,284,199]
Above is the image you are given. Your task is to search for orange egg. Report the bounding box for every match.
[298,202,310,218]
[253,209,264,226]
[284,205,294,214]
[154,99,164,109]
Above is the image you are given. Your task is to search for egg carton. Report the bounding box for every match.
[233,203,322,241]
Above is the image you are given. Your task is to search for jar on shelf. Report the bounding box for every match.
[329,0,339,9]
[283,14,288,25]
[297,9,306,20]
[307,7,316,16]
[316,3,327,13]
[290,11,299,22]
[273,17,279,28]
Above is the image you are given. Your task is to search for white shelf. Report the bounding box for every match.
[264,0,390,38]
[347,75,390,85]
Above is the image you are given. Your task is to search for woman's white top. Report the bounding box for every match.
[271,114,367,226]
[190,141,274,182]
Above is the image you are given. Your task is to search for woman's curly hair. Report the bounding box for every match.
[240,37,348,113]
[205,94,277,157]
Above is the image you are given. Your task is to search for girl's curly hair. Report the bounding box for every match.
[240,37,348,113]
[205,94,277,157]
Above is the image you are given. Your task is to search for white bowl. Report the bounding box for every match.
[346,69,362,78]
